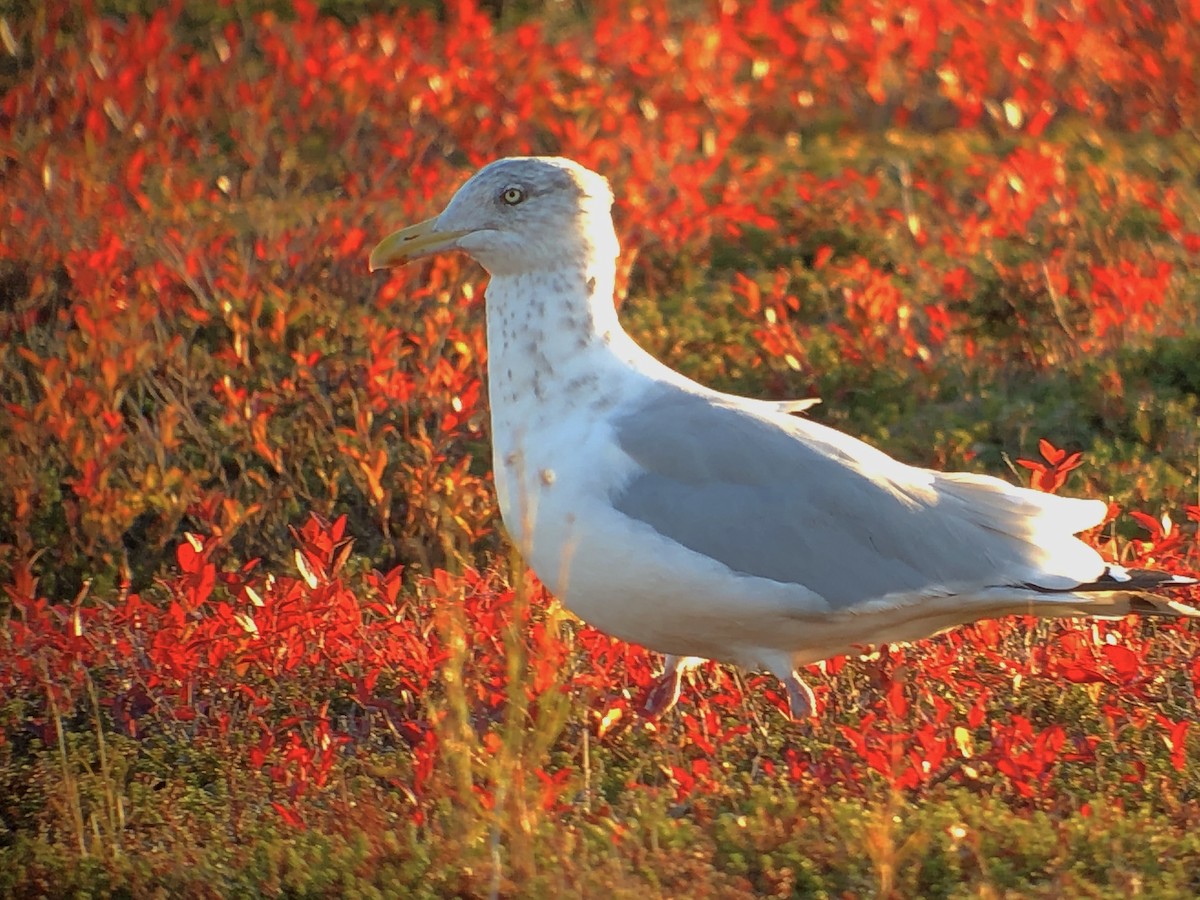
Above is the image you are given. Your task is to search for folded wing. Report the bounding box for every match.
[611,386,1108,610]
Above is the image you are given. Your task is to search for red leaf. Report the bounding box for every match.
[176,540,201,574]
[1165,720,1190,771]
[1102,644,1140,683]
[1129,510,1162,538]
[272,802,306,829]
[1039,438,1066,465]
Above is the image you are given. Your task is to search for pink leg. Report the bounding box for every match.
[643,655,699,717]
[782,671,817,720]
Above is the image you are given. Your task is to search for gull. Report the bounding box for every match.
[369,156,1197,719]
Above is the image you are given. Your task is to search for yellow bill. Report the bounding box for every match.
[368,217,473,271]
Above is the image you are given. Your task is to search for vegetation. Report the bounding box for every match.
[2,0,1199,894]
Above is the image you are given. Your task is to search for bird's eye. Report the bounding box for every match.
[501,186,526,206]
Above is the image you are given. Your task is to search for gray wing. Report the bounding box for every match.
[611,386,1058,609]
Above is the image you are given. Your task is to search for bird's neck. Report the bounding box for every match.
[484,263,646,415]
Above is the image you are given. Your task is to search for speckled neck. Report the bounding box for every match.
[483,263,639,414]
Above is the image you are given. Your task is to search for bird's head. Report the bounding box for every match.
[369,156,618,278]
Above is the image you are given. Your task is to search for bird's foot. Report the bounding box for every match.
[782,671,817,720]
[643,655,701,717]
[643,671,682,718]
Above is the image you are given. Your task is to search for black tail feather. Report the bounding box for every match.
[1076,566,1197,592]
[1025,565,1197,595]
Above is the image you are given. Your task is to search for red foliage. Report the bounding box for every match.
[1,0,1199,830]
[1016,439,1085,494]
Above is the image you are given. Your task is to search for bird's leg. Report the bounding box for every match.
[643,655,701,717]
[782,671,817,720]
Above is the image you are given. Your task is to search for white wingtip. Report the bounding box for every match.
[778,397,821,415]
[1106,564,1132,583]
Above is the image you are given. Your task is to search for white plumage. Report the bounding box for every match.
[370,156,1196,718]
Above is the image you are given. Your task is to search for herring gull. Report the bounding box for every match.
[369,156,1197,719]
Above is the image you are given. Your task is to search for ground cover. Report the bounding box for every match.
[2,1,1200,895]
